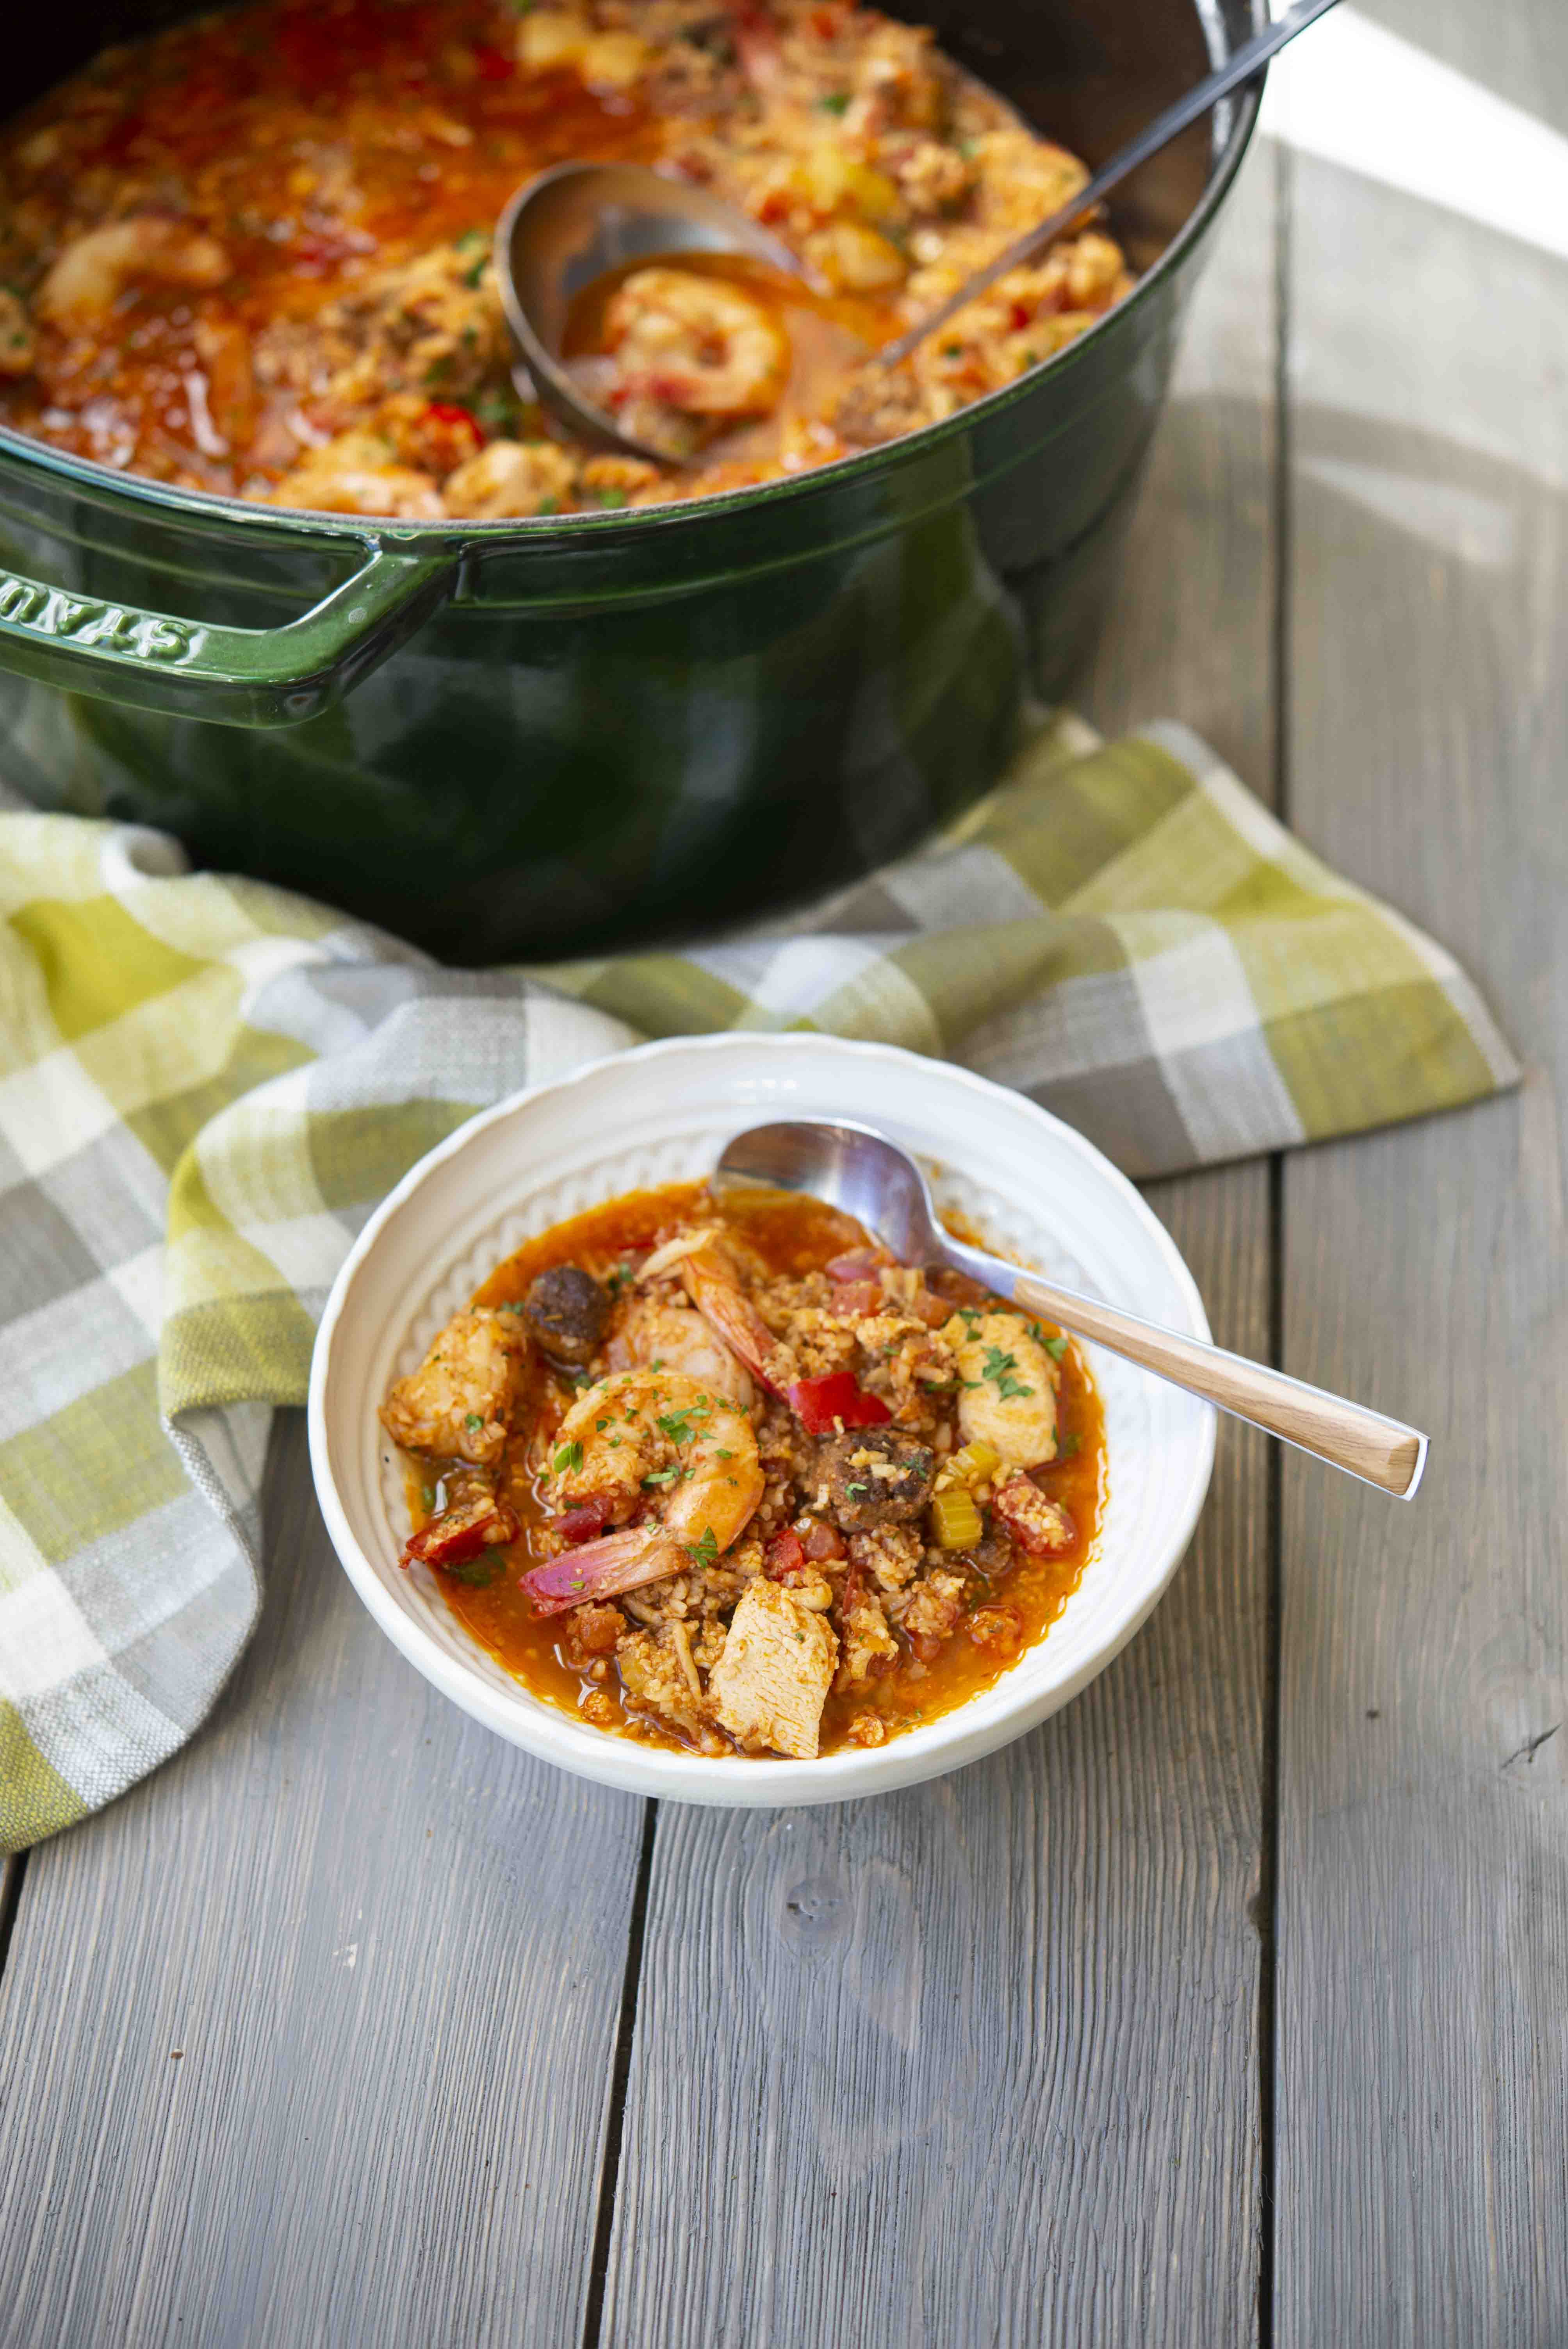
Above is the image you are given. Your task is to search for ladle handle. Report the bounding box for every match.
[942,1242,1427,1500]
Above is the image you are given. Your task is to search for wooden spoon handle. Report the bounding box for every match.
[946,1246,1427,1499]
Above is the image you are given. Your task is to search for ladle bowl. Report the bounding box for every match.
[495,162,808,463]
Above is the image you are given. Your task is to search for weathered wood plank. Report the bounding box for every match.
[0,1413,644,2349]
[1276,8,1568,2333]
[599,146,1279,2349]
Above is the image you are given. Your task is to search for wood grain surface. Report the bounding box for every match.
[0,1415,644,2349]
[7,22,1565,2340]
[597,148,1281,2349]
[1274,4,1568,2334]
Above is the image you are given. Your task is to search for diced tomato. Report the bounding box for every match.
[473,43,514,80]
[403,1483,519,1570]
[801,1517,846,1563]
[1010,301,1033,331]
[825,1248,886,1280]
[787,1371,892,1433]
[812,7,839,35]
[829,1278,883,1316]
[766,1529,806,1577]
[907,1287,951,1330]
[554,1496,615,1546]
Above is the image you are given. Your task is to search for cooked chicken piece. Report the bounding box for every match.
[521,1263,609,1366]
[379,1308,527,1465]
[942,1310,1058,1467]
[710,1577,837,1759]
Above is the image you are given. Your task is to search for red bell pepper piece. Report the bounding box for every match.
[765,1528,806,1577]
[786,1371,891,1434]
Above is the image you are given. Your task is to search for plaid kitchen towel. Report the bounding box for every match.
[0,713,1516,1851]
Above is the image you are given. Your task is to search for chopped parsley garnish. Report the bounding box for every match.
[474,384,519,434]
[1044,1335,1069,1361]
[683,1527,720,1569]
[642,1465,680,1488]
[1058,1430,1080,1458]
[592,487,629,510]
[657,1404,711,1446]
[455,228,488,287]
[535,496,560,516]
[421,1484,437,1511]
[716,1447,735,1461]
[464,1412,484,1432]
[606,1264,634,1294]
[845,1481,869,1499]
[980,1344,1033,1401]
[446,1548,506,1588]
[552,1439,584,1475]
[818,89,851,113]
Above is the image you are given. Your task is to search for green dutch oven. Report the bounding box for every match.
[1,0,1261,962]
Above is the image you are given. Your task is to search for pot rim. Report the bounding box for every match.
[0,22,1262,552]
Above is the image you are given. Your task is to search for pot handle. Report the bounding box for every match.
[0,539,457,728]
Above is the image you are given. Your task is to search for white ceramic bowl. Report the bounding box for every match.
[308,1034,1215,1805]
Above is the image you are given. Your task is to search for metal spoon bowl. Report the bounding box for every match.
[714,1118,1427,1500]
[494,162,806,464]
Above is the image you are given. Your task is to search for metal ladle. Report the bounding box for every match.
[714,1119,1427,1499]
[494,162,807,465]
[494,0,1342,465]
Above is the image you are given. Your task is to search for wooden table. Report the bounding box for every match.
[4,13,1566,2339]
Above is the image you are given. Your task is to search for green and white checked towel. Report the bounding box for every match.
[0,714,1516,1851]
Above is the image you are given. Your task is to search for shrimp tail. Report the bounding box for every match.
[520,1523,681,1617]
[679,1248,794,1396]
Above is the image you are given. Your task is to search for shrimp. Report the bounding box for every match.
[379,1308,528,1467]
[646,1228,798,1397]
[603,267,788,419]
[520,1369,763,1614]
[36,216,229,328]
[942,1310,1058,1467]
[609,1292,757,1412]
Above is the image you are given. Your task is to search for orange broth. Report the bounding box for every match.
[399,1179,1107,1757]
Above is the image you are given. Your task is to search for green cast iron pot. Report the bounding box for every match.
[0,0,1261,962]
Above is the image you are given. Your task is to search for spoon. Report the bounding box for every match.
[495,0,1341,462]
[877,0,1343,369]
[713,1119,1427,1500]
